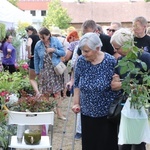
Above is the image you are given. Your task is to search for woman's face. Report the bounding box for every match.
[7,36,13,43]
[26,30,33,36]
[81,45,97,61]
[39,34,50,43]
[112,42,127,56]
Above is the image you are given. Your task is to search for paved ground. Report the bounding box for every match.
[52,96,82,150]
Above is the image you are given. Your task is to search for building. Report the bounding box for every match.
[17,0,50,29]
[17,0,150,30]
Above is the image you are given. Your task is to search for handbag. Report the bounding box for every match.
[45,48,67,76]
[107,93,128,122]
[54,61,67,75]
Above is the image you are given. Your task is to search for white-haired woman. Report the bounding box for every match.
[72,32,119,150]
[110,28,150,150]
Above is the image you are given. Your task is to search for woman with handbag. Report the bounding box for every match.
[110,28,150,150]
[34,27,66,120]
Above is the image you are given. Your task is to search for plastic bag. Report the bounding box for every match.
[118,98,150,145]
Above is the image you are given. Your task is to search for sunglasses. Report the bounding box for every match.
[107,29,116,32]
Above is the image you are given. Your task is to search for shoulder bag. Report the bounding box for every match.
[107,93,128,122]
[45,46,67,76]
[54,61,67,75]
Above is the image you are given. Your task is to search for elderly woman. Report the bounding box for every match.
[110,28,150,150]
[34,27,66,120]
[72,32,119,150]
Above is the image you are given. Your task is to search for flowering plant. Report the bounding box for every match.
[7,95,56,112]
[15,60,29,77]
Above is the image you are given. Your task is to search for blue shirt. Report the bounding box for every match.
[74,53,119,117]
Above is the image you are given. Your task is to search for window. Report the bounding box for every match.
[41,10,46,16]
[30,10,36,16]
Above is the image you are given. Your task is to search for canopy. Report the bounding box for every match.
[0,0,32,29]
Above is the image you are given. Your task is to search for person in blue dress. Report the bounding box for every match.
[72,32,119,150]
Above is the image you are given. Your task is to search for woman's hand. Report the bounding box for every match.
[111,74,122,91]
[46,48,55,53]
[72,104,80,113]
[66,80,74,90]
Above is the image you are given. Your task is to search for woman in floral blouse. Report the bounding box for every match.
[72,32,119,150]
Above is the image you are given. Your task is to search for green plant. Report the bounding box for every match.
[0,23,6,42]
[0,111,12,150]
[0,70,33,105]
[0,71,22,93]
[117,40,150,109]
[8,95,56,112]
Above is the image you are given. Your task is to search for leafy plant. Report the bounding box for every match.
[0,71,22,94]
[0,70,33,106]
[117,40,150,109]
[0,23,6,42]
[8,95,56,112]
[0,111,12,150]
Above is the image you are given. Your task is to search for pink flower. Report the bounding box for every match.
[22,64,29,70]
[0,91,8,97]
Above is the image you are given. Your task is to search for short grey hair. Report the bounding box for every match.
[81,20,97,32]
[110,28,133,46]
[133,16,148,26]
[79,32,103,51]
[110,22,122,29]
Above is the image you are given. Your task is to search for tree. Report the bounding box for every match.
[43,0,72,29]
[8,0,19,7]
[0,23,6,42]
[145,0,150,2]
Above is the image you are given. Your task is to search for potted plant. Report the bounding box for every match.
[0,60,56,148]
[5,95,56,145]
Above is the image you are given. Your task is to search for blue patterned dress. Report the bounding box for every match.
[74,53,119,117]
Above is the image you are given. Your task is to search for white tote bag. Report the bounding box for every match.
[118,98,150,145]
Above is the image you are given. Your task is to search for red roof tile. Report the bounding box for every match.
[17,1,50,10]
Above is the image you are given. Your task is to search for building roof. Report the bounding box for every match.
[17,0,50,10]
[17,1,150,23]
[61,1,150,23]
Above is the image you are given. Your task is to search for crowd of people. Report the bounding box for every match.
[0,15,150,150]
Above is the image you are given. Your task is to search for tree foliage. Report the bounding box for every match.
[0,23,6,42]
[145,0,150,2]
[43,0,72,29]
[8,0,19,7]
